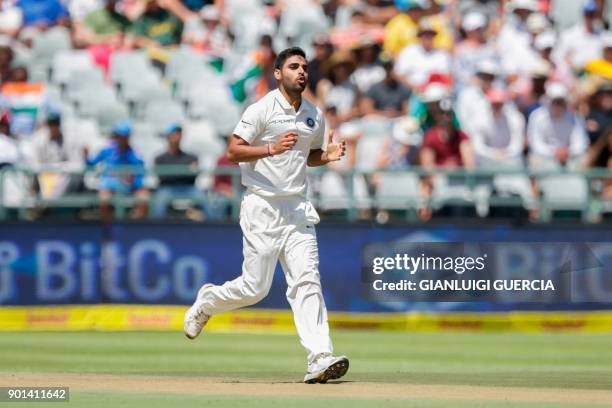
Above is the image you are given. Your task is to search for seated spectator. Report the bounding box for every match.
[471,89,525,166]
[394,17,451,90]
[585,81,612,144]
[497,0,538,76]
[16,0,69,28]
[456,59,499,137]
[0,110,22,169]
[29,111,84,199]
[527,83,589,169]
[1,66,51,137]
[553,1,606,76]
[376,116,422,172]
[182,4,230,57]
[84,120,149,220]
[418,98,475,220]
[410,80,460,132]
[453,11,498,90]
[384,0,453,57]
[74,0,131,48]
[350,39,386,94]
[317,50,359,123]
[0,45,14,84]
[152,124,206,220]
[127,0,184,48]
[359,57,411,118]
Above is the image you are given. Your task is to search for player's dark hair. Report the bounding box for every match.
[274,47,307,70]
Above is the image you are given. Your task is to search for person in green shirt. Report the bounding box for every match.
[127,0,183,48]
[74,0,131,48]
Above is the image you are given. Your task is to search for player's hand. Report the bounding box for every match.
[323,129,346,162]
[270,132,298,155]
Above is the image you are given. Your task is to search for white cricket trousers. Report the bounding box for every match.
[198,190,334,364]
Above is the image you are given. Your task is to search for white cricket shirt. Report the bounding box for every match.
[232,88,326,197]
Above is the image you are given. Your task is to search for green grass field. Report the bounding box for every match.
[1,330,611,407]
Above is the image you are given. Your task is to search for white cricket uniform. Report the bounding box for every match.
[198,89,333,366]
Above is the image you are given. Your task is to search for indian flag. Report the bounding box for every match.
[1,82,46,136]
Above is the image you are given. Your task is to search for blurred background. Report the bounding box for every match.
[0,0,611,329]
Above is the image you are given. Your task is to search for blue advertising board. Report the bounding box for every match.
[1,222,611,311]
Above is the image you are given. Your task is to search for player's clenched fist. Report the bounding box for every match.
[270,131,298,155]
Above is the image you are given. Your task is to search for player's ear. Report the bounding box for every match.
[274,68,282,81]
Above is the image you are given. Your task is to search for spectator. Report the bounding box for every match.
[585,82,612,144]
[16,0,69,28]
[74,0,131,48]
[29,112,84,199]
[410,80,460,131]
[453,11,497,90]
[359,57,411,118]
[584,32,612,81]
[84,120,149,220]
[514,57,550,119]
[182,4,230,57]
[317,50,359,123]
[394,17,451,90]
[152,124,206,220]
[527,82,589,168]
[383,0,452,57]
[418,98,475,220]
[350,39,386,94]
[0,111,22,169]
[456,59,499,136]
[471,89,525,166]
[376,116,422,172]
[553,1,606,75]
[231,34,277,104]
[0,45,14,84]
[305,34,334,98]
[497,0,538,76]
[127,0,184,48]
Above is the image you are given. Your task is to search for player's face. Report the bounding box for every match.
[276,55,308,94]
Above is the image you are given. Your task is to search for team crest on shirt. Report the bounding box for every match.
[306,118,315,128]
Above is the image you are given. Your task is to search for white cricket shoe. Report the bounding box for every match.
[303,355,349,384]
[184,284,213,339]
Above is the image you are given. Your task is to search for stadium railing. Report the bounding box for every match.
[0,165,611,223]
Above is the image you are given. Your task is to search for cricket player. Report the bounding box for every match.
[184,47,349,384]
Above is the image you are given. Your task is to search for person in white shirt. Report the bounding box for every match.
[456,59,499,137]
[553,1,606,75]
[496,0,538,76]
[471,89,525,166]
[528,82,588,167]
[183,47,349,385]
[394,17,451,90]
[452,11,498,90]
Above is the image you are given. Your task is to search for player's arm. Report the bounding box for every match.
[227,132,298,163]
[307,129,346,167]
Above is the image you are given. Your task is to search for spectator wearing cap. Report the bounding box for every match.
[384,0,453,57]
[29,111,84,199]
[84,120,149,220]
[410,81,461,132]
[553,1,606,75]
[394,17,451,90]
[182,4,230,57]
[350,40,386,94]
[527,82,589,168]
[456,59,499,137]
[74,0,131,49]
[470,89,526,166]
[306,34,334,99]
[497,0,539,76]
[16,0,69,28]
[585,82,612,144]
[514,57,551,119]
[376,116,422,172]
[418,98,475,220]
[126,0,184,48]
[453,11,498,90]
[152,124,206,220]
[317,50,359,123]
[359,57,411,118]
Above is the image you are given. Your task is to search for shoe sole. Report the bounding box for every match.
[304,357,349,384]
[184,284,214,339]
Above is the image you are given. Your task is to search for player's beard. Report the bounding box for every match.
[283,77,306,94]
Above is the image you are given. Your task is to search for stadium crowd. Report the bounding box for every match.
[0,0,611,221]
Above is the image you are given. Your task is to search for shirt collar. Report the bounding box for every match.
[274,88,312,115]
